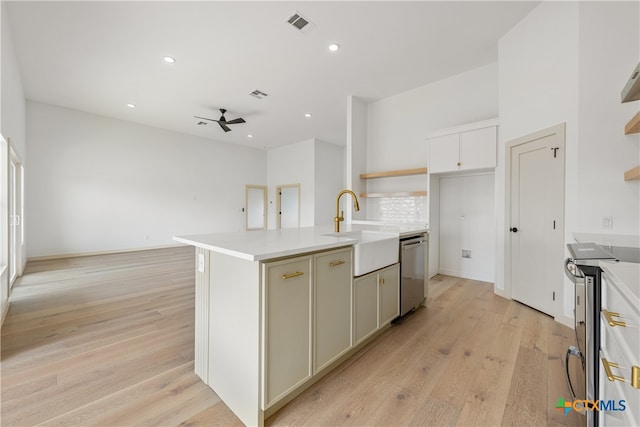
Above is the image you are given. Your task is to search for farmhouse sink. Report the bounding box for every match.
[324,230,398,276]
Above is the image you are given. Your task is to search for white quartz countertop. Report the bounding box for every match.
[174,224,428,262]
[601,261,640,308]
[573,232,640,308]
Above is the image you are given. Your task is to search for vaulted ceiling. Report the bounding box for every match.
[6,1,539,149]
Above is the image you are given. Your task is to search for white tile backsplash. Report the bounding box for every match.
[366,196,427,223]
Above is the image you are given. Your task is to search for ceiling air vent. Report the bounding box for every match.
[250,89,269,99]
[286,12,316,33]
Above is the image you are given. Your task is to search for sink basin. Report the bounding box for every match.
[324,231,398,276]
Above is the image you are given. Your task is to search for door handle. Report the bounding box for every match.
[510,227,518,233]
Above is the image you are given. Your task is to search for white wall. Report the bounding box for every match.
[26,101,267,257]
[438,173,495,282]
[314,140,344,227]
[1,3,26,162]
[578,1,640,234]
[267,139,315,229]
[498,1,639,324]
[346,96,368,221]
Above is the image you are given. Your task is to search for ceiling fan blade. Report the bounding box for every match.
[194,115,219,123]
[225,118,246,125]
[218,122,232,132]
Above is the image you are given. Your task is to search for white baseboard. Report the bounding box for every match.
[27,243,185,262]
[555,314,574,329]
[437,268,494,284]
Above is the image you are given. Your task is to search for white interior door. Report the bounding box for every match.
[509,124,565,317]
[245,185,267,230]
[277,185,300,229]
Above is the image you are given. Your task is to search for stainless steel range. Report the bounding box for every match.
[565,242,635,427]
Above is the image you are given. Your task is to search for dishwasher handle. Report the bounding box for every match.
[402,240,426,249]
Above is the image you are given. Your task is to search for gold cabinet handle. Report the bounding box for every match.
[603,309,626,327]
[330,260,345,267]
[601,357,625,383]
[282,271,304,280]
[632,366,640,389]
[380,277,385,285]
[456,162,461,167]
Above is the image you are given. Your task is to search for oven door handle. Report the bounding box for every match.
[564,258,584,283]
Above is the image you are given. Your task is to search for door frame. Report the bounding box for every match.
[504,123,566,322]
[9,143,24,286]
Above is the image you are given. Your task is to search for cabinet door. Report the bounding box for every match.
[459,126,497,171]
[314,248,353,373]
[263,256,312,408]
[354,272,378,345]
[428,133,460,173]
[379,264,400,327]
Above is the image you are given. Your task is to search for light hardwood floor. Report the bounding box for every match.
[1,247,583,426]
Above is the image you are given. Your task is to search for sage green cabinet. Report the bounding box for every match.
[353,263,399,345]
[262,255,313,409]
[314,248,353,373]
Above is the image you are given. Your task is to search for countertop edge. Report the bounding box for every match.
[173,235,356,262]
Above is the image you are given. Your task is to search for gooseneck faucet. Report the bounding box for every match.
[334,190,360,233]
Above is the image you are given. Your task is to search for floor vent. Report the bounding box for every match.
[286,12,316,33]
[250,89,269,99]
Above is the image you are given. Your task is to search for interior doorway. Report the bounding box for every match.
[9,144,24,287]
[276,184,300,229]
[507,124,565,318]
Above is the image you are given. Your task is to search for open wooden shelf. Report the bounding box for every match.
[360,167,427,179]
[624,165,640,181]
[625,111,640,134]
[359,191,427,198]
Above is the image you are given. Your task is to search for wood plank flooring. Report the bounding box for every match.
[1,247,583,426]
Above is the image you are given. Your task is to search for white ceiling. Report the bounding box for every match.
[6,1,539,150]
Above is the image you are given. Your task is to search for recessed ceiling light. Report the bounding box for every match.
[163,56,176,63]
[304,113,312,118]
[248,134,254,138]
[328,43,340,52]
[127,103,136,108]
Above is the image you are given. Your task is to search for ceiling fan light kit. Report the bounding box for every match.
[194,108,246,133]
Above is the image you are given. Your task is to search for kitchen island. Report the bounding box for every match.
[174,224,427,426]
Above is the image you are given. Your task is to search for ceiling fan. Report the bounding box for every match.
[194,108,246,133]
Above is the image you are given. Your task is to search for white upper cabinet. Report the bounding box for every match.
[428,134,459,174]
[459,126,497,171]
[428,119,498,174]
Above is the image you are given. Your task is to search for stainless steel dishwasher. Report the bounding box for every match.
[399,233,428,316]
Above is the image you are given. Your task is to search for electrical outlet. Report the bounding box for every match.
[602,216,613,229]
[462,249,472,259]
